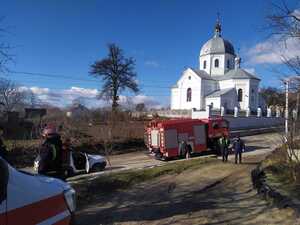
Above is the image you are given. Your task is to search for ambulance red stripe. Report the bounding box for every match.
[6,194,68,225]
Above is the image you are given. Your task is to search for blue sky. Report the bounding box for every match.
[1,0,300,108]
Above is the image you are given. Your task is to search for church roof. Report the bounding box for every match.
[215,68,260,81]
[190,68,215,80]
[206,88,234,98]
[200,20,235,56]
[200,37,235,56]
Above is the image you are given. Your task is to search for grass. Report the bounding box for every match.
[261,147,300,202]
[71,156,216,206]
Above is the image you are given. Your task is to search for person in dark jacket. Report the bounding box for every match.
[218,134,230,162]
[233,136,245,164]
[38,127,63,176]
[179,140,190,159]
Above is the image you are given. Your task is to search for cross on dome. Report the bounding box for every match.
[214,13,222,37]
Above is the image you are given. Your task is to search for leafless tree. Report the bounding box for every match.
[266,1,300,74]
[90,43,139,111]
[0,78,26,113]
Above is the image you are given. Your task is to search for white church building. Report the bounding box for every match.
[171,21,261,111]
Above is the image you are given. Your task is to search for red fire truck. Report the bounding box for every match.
[145,117,229,160]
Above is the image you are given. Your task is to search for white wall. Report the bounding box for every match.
[249,79,259,110]
[201,79,218,109]
[199,53,235,76]
[219,79,234,89]
[171,68,202,110]
[171,87,180,109]
[220,90,237,110]
[206,97,220,109]
[232,79,249,110]
[199,55,211,74]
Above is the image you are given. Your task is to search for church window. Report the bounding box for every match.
[188,76,191,80]
[238,89,243,102]
[214,59,219,68]
[227,59,230,68]
[187,88,192,102]
[203,60,207,69]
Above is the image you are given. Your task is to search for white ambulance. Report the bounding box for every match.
[0,156,76,225]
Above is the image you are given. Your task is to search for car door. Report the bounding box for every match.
[0,158,8,225]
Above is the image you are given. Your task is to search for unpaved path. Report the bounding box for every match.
[76,132,300,224]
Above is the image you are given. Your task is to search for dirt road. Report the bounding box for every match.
[68,132,282,182]
[75,132,300,225]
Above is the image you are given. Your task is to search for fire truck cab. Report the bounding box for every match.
[145,117,229,160]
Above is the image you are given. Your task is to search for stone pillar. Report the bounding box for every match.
[257,107,262,117]
[276,107,281,118]
[220,106,225,117]
[234,106,238,118]
[267,108,272,117]
[246,107,250,117]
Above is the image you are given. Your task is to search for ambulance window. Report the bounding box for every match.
[0,158,9,204]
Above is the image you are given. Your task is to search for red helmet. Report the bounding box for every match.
[42,126,57,137]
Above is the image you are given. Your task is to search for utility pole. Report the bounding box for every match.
[285,79,289,136]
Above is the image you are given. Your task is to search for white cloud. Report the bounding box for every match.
[20,86,164,109]
[145,60,160,68]
[119,94,163,109]
[291,9,300,19]
[246,37,300,64]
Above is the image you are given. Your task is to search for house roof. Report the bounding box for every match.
[205,88,234,98]
[214,68,260,81]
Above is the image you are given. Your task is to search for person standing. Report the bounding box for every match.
[233,136,245,164]
[38,126,63,176]
[218,134,230,162]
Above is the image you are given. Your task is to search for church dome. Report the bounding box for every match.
[200,21,235,56]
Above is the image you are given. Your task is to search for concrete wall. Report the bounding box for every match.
[224,116,284,130]
[151,109,284,131]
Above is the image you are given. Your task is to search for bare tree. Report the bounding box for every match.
[266,1,300,74]
[90,43,139,111]
[0,78,26,113]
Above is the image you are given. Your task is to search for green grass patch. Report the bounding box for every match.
[72,156,216,206]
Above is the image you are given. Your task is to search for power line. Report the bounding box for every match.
[11,70,174,87]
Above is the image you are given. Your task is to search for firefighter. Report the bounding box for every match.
[218,134,230,162]
[38,127,63,176]
[0,128,8,161]
[233,136,245,164]
[179,140,190,159]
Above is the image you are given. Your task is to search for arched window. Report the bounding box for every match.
[238,89,243,102]
[203,60,207,69]
[187,88,192,102]
[227,59,230,68]
[214,59,219,68]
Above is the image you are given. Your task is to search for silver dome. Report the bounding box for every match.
[200,36,235,56]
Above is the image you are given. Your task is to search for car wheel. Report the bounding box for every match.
[91,162,106,173]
